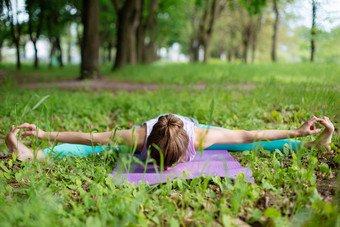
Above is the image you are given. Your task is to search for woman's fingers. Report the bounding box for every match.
[318,118,328,127]
[17,123,30,129]
[18,123,30,129]
[308,116,322,126]
[322,116,331,123]
[15,123,43,139]
[8,125,20,135]
[311,128,321,134]
[21,131,35,138]
[9,125,15,132]
[17,123,36,130]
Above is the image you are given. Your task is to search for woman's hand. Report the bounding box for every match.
[296,116,322,137]
[17,123,46,140]
[318,116,335,132]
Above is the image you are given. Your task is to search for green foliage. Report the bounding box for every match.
[239,0,267,15]
[157,0,194,49]
[0,63,339,225]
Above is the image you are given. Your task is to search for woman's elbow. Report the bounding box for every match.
[87,133,103,145]
[242,131,254,143]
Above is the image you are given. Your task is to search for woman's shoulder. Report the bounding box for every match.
[193,127,207,150]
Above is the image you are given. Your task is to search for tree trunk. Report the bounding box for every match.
[227,50,232,62]
[234,47,240,60]
[107,41,112,62]
[32,40,39,69]
[271,0,279,62]
[136,0,158,64]
[310,0,316,62]
[144,1,158,64]
[242,40,248,63]
[203,0,219,63]
[242,25,251,64]
[56,37,63,67]
[27,0,44,69]
[6,0,22,69]
[22,41,27,60]
[190,39,200,62]
[136,25,145,64]
[191,0,222,63]
[76,23,83,48]
[113,0,141,70]
[144,23,157,63]
[15,40,21,69]
[251,16,262,63]
[80,0,100,79]
[136,0,145,63]
[49,39,55,68]
[203,37,212,63]
[0,41,2,62]
[47,12,54,69]
[251,38,256,63]
[67,39,72,64]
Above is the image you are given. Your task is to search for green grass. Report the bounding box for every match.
[0,63,339,226]
[0,63,81,82]
[2,62,340,86]
[106,62,340,86]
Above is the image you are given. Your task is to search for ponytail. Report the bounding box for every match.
[147,114,189,168]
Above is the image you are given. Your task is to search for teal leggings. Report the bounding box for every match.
[43,124,301,158]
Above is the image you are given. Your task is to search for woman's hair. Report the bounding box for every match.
[146,114,189,168]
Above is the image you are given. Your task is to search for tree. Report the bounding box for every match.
[251,15,262,62]
[156,0,190,52]
[271,0,279,62]
[112,0,141,70]
[45,1,65,68]
[26,0,45,69]
[110,0,189,69]
[99,0,116,64]
[5,0,24,69]
[310,0,317,62]
[200,0,223,63]
[136,0,158,64]
[0,2,11,62]
[241,15,262,63]
[211,2,245,62]
[239,0,266,63]
[211,0,266,63]
[80,0,100,79]
[190,0,225,63]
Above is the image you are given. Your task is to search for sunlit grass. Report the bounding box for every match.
[2,62,340,86]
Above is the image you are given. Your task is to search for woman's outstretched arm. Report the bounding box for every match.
[17,123,146,149]
[195,116,324,149]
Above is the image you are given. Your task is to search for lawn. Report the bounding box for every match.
[0,62,339,226]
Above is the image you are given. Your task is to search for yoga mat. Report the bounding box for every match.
[111,150,254,186]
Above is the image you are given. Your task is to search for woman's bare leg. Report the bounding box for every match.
[305,116,334,152]
[5,125,45,161]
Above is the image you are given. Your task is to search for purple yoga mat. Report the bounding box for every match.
[111,150,254,185]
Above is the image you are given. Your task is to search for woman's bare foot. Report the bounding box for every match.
[309,117,335,152]
[5,125,34,162]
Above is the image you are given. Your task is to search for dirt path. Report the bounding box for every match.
[1,71,256,92]
[21,78,163,92]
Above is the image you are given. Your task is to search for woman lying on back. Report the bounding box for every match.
[5,114,334,169]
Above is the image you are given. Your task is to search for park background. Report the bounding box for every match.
[0,0,340,226]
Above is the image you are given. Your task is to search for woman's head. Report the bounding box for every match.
[146,114,189,168]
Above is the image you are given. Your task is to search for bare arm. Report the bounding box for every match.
[17,123,146,149]
[195,116,323,149]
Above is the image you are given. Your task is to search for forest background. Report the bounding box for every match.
[0,0,340,76]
